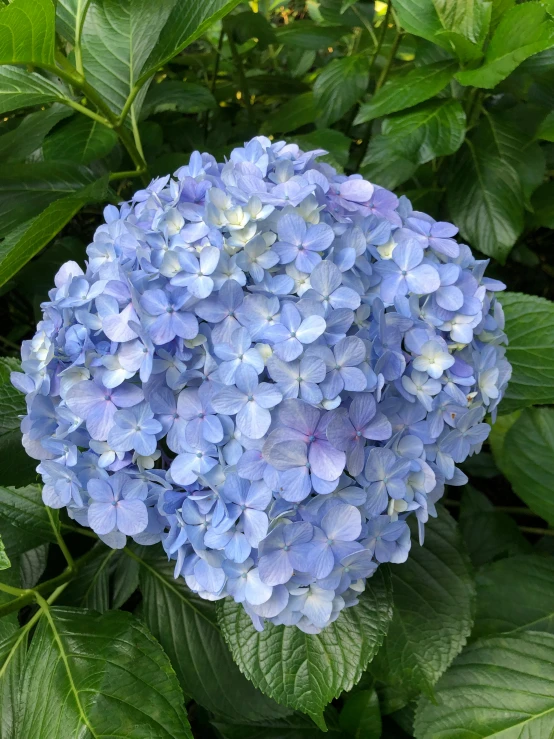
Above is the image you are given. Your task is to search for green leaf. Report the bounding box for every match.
[141,80,217,119]
[0,616,28,739]
[0,485,57,546]
[456,2,554,88]
[261,92,316,134]
[0,534,10,571]
[499,292,554,412]
[473,555,554,639]
[386,0,445,47]
[132,548,289,722]
[474,112,545,206]
[530,180,554,229]
[501,407,554,526]
[339,689,381,738]
[0,105,72,163]
[218,568,393,729]
[489,408,520,470]
[43,117,117,164]
[360,134,418,190]
[313,55,368,127]
[370,508,475,713]
[17,607,193,738]
[0,357,37,489]
[537,110,554,141]
[212,714,340,739]
[19,544,48,589]
[111,547,139,609]
[354,62,457,124]
[0,161,96,239]
[0,175,109,288]
[0,66,64,115]
[290,128,352,170]
[382,100,466,164]
[459,486,531,568]
[59,544,119,613]
[80,0,176,121]
[432,0,491,45]
[274,21,349,50]
[0,0,55,66]
[447,140,523,262]
[414,632,554,738]
[141,0,243,81]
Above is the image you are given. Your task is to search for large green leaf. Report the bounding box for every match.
[0,534,9,571]
[360,134,418,190]
[354,62,457,124]
[499,292,554,412]
[432,0,491,45]
[313,55,368,127]
[0,67,65,115]
[0,161,96,239]
[370,508,475,714]
[0,485,56,546]
[261,92,316,134]
[458,486,531,568]
[218,569,393,730]
[132,548,288,722]
[0,175,109,287]
[391,0,447,47]
[456,2,554,88]
[473,555,554,639]
[0,0,55,66]
[43,117,117,164]
[0,616,27,739]
[212,714,342,739]
[474,112,545,207]
[0,357,37,489]
[501,407,554,526]
[141,80,217,119]
[339,689,381,738]
[447,139,523,262]
[382,100,466,164]
[414,632,554,738]
[274,21,349,50]
[0,105,72,163]
[17,607,193,738]
[141,0,243,82]
[19,543,48,589]
[80,0,175,121]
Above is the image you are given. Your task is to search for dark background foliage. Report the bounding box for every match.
[0,0,554,737]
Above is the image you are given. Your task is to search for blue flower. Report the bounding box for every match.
[14,136,511,632]
[87,473,148,537]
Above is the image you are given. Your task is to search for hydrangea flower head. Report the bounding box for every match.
[13,137,511,632]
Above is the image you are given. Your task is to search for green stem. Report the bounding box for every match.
[369,1,392,78]
[109,167,147,182]
[62,98,112,127]
[375,29,401,91]
[48,63,147,174]
[0,582,32,597]
[0,544,99,619]
[118,85,140,128]
[74,0,93,77]
[47,507,75,572]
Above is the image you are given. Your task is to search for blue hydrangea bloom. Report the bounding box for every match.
[13,137,511,633]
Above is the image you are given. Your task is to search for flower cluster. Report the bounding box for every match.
[13,137,510,632]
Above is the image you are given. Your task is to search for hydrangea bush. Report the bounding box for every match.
[12,137,510,633]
